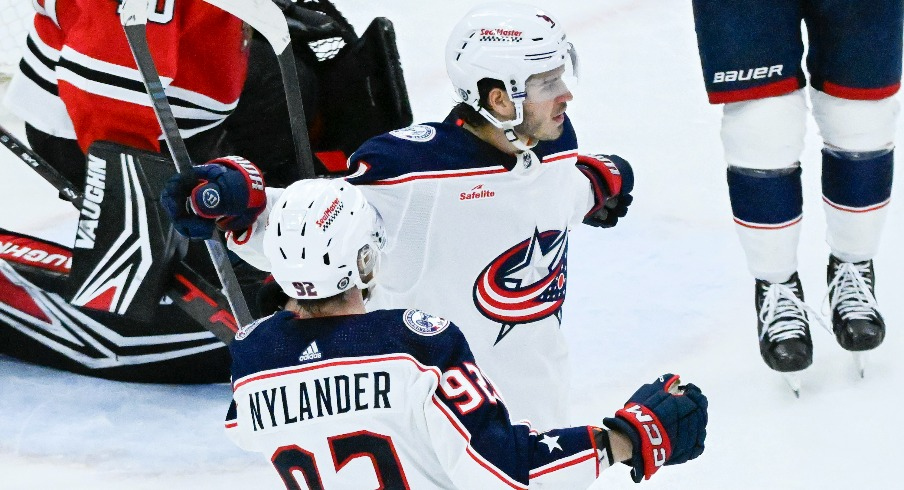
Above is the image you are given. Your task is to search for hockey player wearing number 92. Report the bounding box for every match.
[162,1,637,431]
[221,179,707,488]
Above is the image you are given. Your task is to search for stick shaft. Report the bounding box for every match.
[120,0,253,329]
[203,0,316,178]
[276,47,316,178]
[0,124,84,209]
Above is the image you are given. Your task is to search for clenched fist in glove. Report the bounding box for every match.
[161,156,267,240]
[575,154,634,228]
[603,373,707,482]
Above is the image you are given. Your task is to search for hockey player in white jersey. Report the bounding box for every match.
[164,2,635,429]
[222,179,706,488]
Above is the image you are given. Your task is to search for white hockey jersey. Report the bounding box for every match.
[229,113,596,428]
[225,308,602,489]
[345,115,594,428]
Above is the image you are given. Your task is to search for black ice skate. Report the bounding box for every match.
[755,273,814,395]
[826,256,885,377]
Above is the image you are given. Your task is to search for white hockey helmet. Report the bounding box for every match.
[263,179,386,300]
[445,3,578,136]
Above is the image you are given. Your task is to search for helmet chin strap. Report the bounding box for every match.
[477,100,537,153]
[504,128,535,153]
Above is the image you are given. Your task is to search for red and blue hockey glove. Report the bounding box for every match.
[602,373,707,483]
[576,154,634,228]
[161,156,266,240]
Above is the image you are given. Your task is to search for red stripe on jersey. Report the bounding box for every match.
[587,426,600,478]
[369,167,509,185]
[542,151,578,163]
[529,451,596,479]
[431,396,528,490]
[822,82,900,101]
[232,354,441,391]
[708,78,800,104]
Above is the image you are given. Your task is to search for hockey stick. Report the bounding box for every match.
[0,124,84,209]
[203,0,316,179]
[0,123,240,344]
[120,0,253,330]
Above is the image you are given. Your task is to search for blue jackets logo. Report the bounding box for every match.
[473,228,568,344]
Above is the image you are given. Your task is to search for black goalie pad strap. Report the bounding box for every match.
[66,141,184,323]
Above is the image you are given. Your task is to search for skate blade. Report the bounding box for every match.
[852,352,868,378]
[782,373,801,398]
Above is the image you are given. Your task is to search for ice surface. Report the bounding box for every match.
[2,0,903,488]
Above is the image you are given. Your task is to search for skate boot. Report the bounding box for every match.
[755,272,814,373]
[826,255,885,352]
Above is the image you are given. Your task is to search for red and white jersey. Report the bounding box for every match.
[225,309,603,489]
[229,115,595,429]
[2,0,249,153]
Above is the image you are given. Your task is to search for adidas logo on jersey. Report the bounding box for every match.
[299,341,323,362]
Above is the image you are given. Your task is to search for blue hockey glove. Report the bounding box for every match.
[161,156,266,240]
[576,154,634,228]
[602,373,707,483]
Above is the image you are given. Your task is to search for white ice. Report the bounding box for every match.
[2,0,903,488]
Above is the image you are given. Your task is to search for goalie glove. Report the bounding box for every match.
[603,373,707,483]
[161,156,267,240]
[576,154,634,228]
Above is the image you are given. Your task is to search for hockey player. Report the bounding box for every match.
[2,0,251,190]
[0,0,410,382]
[223,178,707,488]
[164,2,635,429]
[691,1,901,381]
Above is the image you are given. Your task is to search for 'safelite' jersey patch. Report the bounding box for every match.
[403,309,450,336]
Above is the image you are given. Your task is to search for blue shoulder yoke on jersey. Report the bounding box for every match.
[230,309,468,381]
[346,111,578,185]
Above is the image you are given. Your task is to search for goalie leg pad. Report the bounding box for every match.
[721,89,808,170]
[67,141,183,322]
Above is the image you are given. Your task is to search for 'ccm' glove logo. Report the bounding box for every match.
[623,404,668,467]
